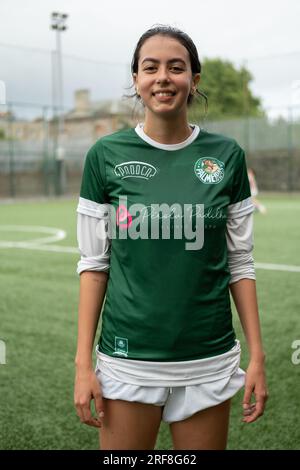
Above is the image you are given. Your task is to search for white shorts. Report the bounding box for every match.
[95,362,245,424]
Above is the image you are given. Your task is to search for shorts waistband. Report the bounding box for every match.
[96,340,242,387]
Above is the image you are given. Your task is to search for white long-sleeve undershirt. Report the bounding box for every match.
[76,197,256,284]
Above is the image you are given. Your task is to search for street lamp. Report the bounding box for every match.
[50,12,68,195]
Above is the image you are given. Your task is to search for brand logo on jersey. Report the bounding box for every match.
[114,161,158,180]
[113,336,128,357]
[194,157,225,184]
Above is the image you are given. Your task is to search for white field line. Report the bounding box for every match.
[0,225,77,253]
[0,225,66,244]
[0,225,300,272]
[255,262,300,273]
[0,241,78,253]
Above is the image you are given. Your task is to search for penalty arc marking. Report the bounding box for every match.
[0,225,299,272]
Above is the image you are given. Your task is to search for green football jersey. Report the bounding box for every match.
[79,124,252,361]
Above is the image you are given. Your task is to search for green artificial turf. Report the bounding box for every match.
[0,194,299,449]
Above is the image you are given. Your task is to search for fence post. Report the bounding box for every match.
[8,102,16,198]
[55,145,66,195]
[287,106,293,192]
[43,106,50,196]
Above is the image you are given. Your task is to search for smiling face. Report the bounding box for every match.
[133,35,200,120]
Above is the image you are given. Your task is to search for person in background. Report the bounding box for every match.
[247,168,267,214]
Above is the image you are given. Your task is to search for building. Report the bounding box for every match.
[0,89,144,142]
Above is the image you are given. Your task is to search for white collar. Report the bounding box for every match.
[134,122,200,151]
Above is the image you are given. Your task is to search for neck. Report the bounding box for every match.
[143,114,193,144]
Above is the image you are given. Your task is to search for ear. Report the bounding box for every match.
[193,73,201,88]
[132,73,138,85]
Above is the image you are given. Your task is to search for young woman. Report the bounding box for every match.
[74,25,268,450]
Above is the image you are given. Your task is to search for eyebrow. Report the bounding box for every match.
[141,57,186,65]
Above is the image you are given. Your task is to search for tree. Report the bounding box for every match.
[188,58,265,122]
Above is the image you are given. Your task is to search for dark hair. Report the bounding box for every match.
[123,24,208,113]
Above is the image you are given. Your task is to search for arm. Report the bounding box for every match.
[229,279,268,423]
[74,271,108,428]
[226,210,269,423]
[229,278,265,362]
[74,209,111,428]
[75,270,108,370]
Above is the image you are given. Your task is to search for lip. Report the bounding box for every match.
[152,90,176,96]
[154,95,175,102]
[152,91,176,102]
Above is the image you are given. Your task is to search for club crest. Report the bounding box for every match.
[194,157,225,184]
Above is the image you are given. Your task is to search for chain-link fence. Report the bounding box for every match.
[201,110,300,192]
[0,101,300,198]
[0,99,143,198]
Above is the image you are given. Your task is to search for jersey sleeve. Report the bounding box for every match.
[79,141,108,206]
[225,211,256,284]
[76,212,111,275]
[76,140,111,274]
[228,145,254,219]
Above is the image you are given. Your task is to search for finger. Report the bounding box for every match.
[243,400,264,423]
[242,402,254,413]
[242,385,253,408]
[243,411,260,423]
[243,404,256,416]
[94,390,105,420]
[83,417,102,428]
[241,403,256,421]
[75,404,84,423]
[80,408,102,428]
[255,397,265,416]
[80,402,101,428]
[243,403,256,410]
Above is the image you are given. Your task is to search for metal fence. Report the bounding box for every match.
[0,102,300,198]
[200,110,300,192]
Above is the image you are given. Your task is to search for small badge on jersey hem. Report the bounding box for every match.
[113,336,129,357]
[194,157,225,184]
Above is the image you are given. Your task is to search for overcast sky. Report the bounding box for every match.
[1,0,300,118]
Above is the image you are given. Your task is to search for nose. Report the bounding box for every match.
[155,66,170,83]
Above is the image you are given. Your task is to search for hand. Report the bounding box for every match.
[242,359,269,423]
[74,368,105,428]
